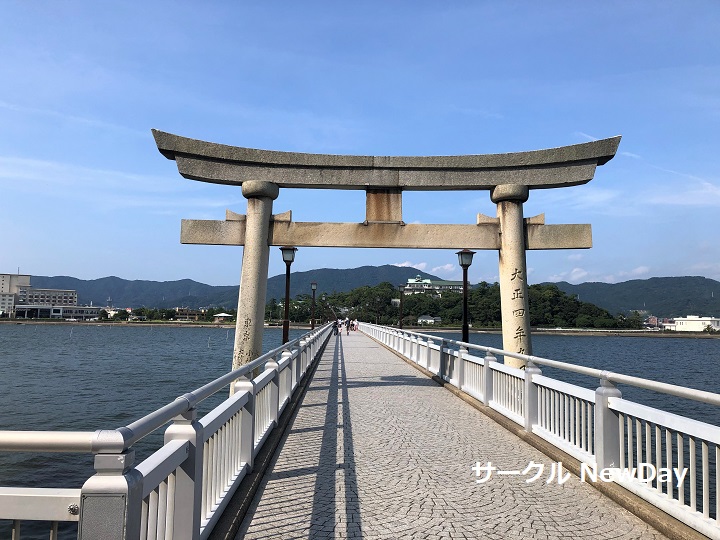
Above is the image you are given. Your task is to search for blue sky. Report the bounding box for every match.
[2,2,719,287]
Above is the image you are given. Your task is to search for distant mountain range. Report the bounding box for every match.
[28,271,720,318]
[30,265,440,310]
[548,276,720,318]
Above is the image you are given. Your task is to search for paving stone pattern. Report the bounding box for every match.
[236,332,666,539]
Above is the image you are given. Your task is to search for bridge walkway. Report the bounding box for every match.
[233,330,665,539]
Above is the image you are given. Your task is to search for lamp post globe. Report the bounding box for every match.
[456,249,475,343]
[280,246,297,264]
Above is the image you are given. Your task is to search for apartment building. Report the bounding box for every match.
[0,274,31,317]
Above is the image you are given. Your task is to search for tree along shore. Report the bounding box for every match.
[2,282,677,332]
[289,281,647,330]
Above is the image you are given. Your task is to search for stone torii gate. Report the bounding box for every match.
[153,130,620,370]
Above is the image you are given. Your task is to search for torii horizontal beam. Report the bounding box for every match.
[153,130,620,191]
[180,213,591,250]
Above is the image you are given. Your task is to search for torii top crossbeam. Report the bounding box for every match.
[153,130,620,191]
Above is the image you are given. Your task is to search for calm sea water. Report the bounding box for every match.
[0,323,308,538]
[1,324,718,537]
[0,325,311,468]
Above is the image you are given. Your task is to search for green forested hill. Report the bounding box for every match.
[29,275,237,309]
[549,276,720,318]
[318,281,639,329]
[28,272,720,318]
[31,265,439,309]
[264,265,438,302]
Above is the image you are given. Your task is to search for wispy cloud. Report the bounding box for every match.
[0,156,242,212]
[620,266,650,279]
[393,261,428,271]
[190,101,368,154]
[0,100,147,137]
[688,262,720,280]
[531,186,621,213]
[574,132,598,142]
[550,265,651,284]
[611,149,720,207]
[546,267,589,283]
[432,263,455,274]
[648,179,720,207]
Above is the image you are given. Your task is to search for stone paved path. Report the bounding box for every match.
[235,331,666,539]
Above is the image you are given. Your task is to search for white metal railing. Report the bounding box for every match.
[489,361,525,424]
[136,439,188,540]
[611,397,720,538]
[0,324,332,540]
[0,487,81,539]
[360,322,720,540]
[534,374,595,463]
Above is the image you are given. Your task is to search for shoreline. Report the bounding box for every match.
[2,319,719,338]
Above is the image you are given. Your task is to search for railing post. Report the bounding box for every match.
[79,449,142,540]
[295,339,307,390]
[439,339,447,378]
[425,337,433,371]
[307,334,314,373]
[483,352,495,405]
[456,345,467,390]
[523,360,541,432]
[163,407,203,540]
[267,354,283,426]
[233,377,255,470]
[289,344,300,401]
[594,376,622,469]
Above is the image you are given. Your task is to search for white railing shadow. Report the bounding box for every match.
[360,322,720,540]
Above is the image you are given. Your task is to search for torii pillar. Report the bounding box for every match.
[492,184,532,368]
[233,181,278,370]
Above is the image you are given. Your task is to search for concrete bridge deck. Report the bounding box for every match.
[230,331,665,540]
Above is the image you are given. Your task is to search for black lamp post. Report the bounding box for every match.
[456,249,475,343]
[310,282,317,330]
[280,246,297,343]
[398,284,405,328]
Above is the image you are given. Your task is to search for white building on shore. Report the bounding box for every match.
[404,275,463,297]
[1,272,96,320]
[662,315,720,332]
